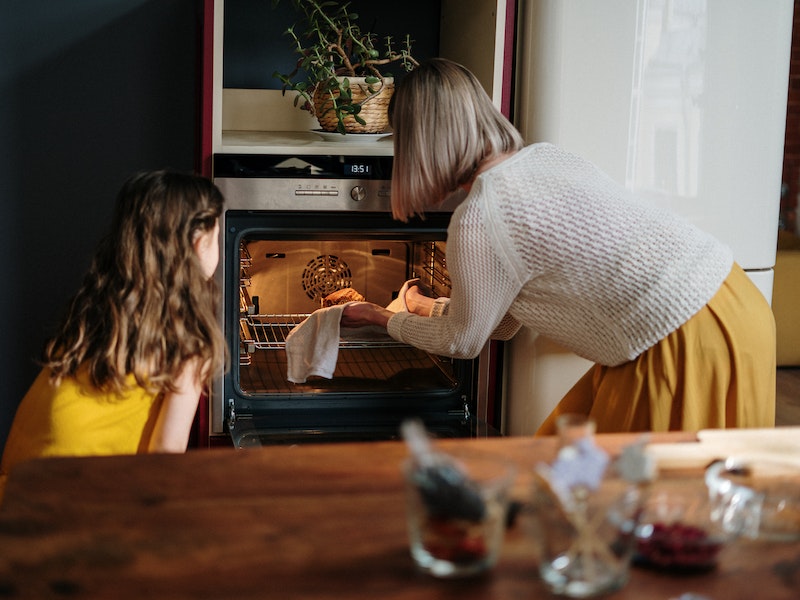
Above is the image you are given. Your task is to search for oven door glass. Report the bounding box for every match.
[224,210,477,446]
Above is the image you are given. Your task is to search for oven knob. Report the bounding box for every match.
[350,185,367,202]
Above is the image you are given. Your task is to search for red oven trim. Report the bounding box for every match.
[193,0,216,448]
[501,0,517,119]
[198,0,214,179]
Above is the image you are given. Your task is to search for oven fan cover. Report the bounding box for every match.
[301,254,353,302]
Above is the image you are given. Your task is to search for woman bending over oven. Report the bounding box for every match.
[340,58,776,434]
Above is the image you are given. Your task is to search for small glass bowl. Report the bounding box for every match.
[403,452,516,578]
[633,483,730,573]
[705,457,800,542]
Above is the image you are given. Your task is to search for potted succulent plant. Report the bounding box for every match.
[272,0,418,134]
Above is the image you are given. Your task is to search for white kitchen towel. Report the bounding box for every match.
[285,279,419,384]
[285,303,351,384]
[385,277,416,313]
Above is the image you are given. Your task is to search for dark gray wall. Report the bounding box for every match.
[0,0,200,452]
[223,0,441,89]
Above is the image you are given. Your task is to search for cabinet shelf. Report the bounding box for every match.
[221,130,394,156]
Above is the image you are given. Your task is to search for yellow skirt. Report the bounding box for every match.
[536,264,776,435]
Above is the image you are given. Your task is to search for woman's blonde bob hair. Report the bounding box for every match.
[389,58,524,221]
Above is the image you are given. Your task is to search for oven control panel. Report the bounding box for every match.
[213,153,465,213]
[214,153,393,211]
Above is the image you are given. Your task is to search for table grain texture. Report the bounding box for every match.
[0,433,797,599]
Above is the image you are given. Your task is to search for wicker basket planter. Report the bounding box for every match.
[312,77,394,134]
[272,1,416,136]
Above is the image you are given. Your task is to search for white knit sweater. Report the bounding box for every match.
[387,143,733,366]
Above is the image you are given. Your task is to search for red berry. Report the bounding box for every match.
[453,537,487,562]
[636,521,720,569]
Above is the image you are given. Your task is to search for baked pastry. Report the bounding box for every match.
[322,287,365,307]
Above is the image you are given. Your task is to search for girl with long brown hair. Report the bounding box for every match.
[1,170,226,499]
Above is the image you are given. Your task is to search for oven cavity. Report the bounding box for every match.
[236,238,458,397]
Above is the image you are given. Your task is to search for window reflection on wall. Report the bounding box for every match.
[628,0,706,210]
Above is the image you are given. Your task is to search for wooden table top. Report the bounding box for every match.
[0,432,797,599]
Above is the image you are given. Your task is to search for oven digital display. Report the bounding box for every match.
[344,163,372,176]
[214,154,393,181]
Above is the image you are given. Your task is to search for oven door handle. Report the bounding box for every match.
[227,398,236,431]
[448,396,470,425]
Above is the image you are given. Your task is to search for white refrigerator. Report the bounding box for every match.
[503,0,794,435]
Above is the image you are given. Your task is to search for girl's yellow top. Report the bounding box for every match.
[0,366,162,503]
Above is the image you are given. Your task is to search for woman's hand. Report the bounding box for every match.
[341,302,393,329]
[405,285,435,317]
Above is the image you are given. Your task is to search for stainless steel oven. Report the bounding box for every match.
[208,153,498,447]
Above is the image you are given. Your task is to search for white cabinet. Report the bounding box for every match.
[504,0,793,436]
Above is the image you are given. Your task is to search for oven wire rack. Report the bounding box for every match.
[240,314,409,351]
